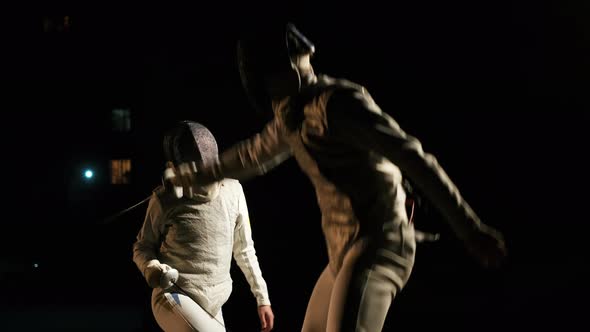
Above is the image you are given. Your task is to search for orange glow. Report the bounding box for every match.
[110,159,132,184]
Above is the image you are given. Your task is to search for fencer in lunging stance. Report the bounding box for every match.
[133,121,274,332]
[166,24,507,331]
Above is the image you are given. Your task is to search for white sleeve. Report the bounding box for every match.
[232,183,271,306]
[132,193,164,278]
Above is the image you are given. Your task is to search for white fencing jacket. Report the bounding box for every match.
[133,179,271,317]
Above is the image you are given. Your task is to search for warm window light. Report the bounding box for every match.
[111,159,131,184]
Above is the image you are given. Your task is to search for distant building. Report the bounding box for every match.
[110,108,133,185]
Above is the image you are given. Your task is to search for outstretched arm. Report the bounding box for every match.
[203,117,292,181]
[327,88,506,266]
[213,117,291,180]
[167,117,292,196]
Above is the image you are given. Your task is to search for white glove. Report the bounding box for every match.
[144,260,179,289]
[164,166,184,199]
[160,267,179,289]
[164,161,209,199]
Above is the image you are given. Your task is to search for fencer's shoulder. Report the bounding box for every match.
[219,179,243,193]
[152,185,175,209]
[316,75,373,111]
[316,77,383,127]
[317,74,368,96]
[219,179,245,209]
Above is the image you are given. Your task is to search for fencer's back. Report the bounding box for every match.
[274,75,412,273]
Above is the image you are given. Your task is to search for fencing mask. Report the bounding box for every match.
[163,121,219,167]
[237,22,315,117]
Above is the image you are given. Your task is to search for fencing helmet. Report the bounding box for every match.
[237,23,315,116]
[163,121,219,167]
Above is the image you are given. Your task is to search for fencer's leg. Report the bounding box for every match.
[214,309,225,327]
[326,235,415,332]
[325,239,370,332]
[301,265,335,332]
[152,290,226,332]
[152,291,194,332]
[337,263,397,332]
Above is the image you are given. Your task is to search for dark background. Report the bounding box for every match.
[1,1,588,331]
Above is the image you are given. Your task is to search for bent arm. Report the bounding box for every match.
[132,194,164,280]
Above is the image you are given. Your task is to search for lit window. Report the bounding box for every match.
[110,159,131,184]
[112,109,131,132]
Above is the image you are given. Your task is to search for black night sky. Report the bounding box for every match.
[2,1,588,331]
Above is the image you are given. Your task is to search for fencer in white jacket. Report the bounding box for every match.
[133,121,274,332]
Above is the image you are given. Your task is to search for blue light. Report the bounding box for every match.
[84,170,94,179]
